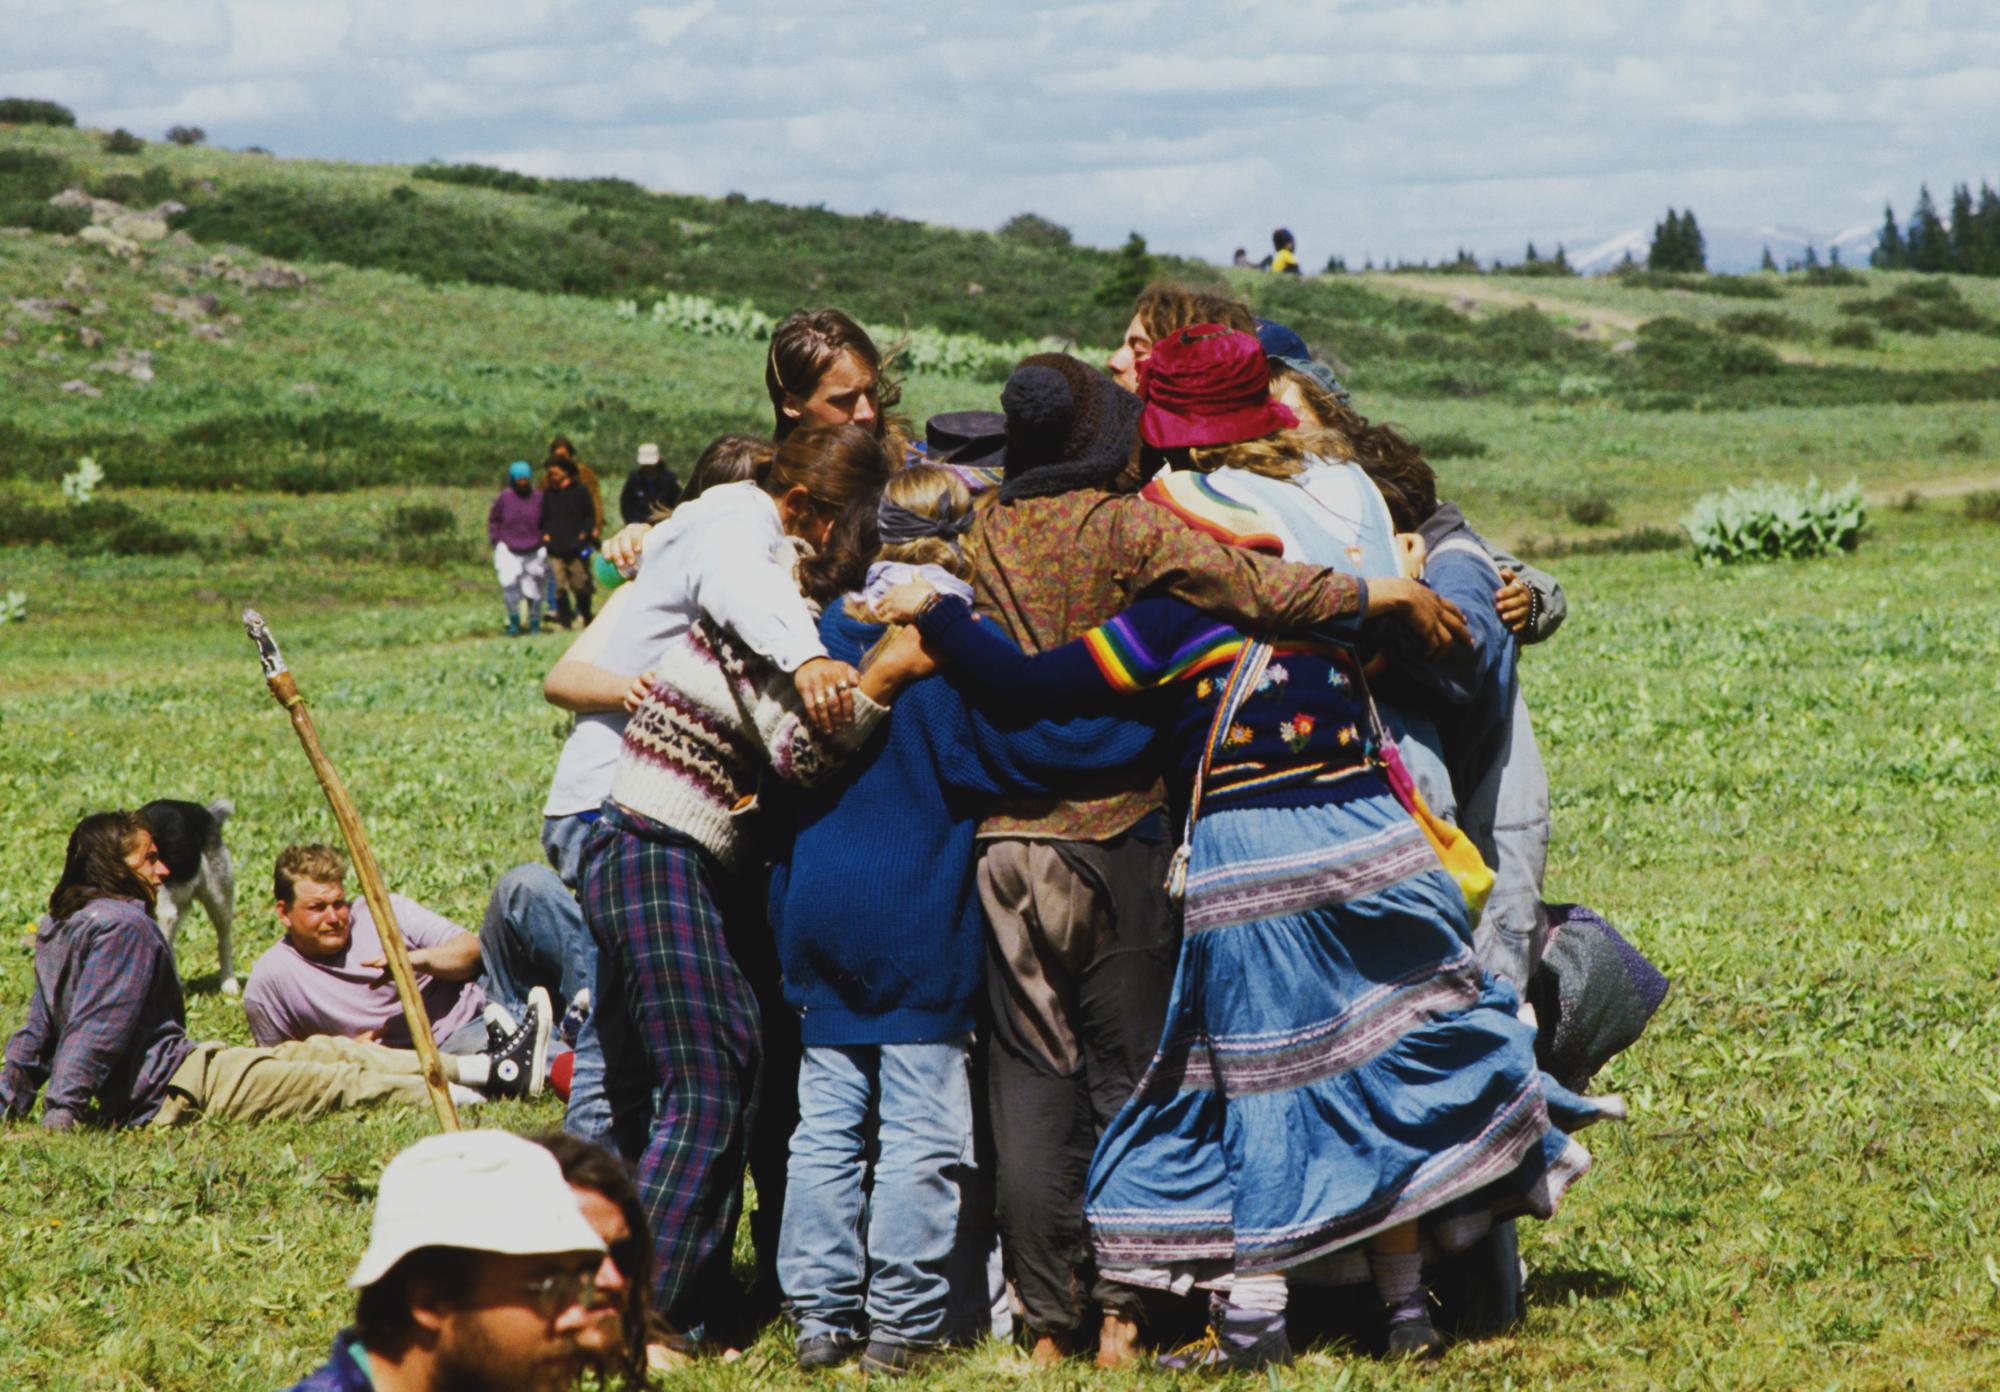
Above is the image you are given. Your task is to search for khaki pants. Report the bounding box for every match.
[152,1036,445,1126]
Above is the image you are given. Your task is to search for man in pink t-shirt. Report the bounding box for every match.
[242,845,560,1097]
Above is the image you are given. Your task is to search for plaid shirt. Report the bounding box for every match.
[0,897,193,1129]
[963,489,1363,841]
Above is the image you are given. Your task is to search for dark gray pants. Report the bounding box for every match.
[977,817,1179,1342]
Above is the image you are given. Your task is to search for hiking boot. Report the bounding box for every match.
[858,1341,940,1378]
[1156,1305,1291,1372]
[797,1332,862,1370]
[488,986,551,1098]
[1386,1312,1446,1360]
[505,612,522,636]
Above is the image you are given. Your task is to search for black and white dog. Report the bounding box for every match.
[139,798,239,995]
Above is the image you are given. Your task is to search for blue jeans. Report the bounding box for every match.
[541,811,601,891]
[477,862,610,1140]
[780,1039,974,1348]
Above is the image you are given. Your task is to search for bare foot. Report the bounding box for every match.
[1030,1335,1065,1367]
[1096,1314,1140,1369]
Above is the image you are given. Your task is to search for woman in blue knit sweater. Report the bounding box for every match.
[767,466,1164,1376]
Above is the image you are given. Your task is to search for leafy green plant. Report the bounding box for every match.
[60,456,103,505]
[1804,264,1865,288]
[1939,427,1984,455]
[1684,477,1864,564]
[1829,321,1878,350]
[102,127,143,154]
[997,212,1072,249]
[1965,490,2000,522]
[0,589,24,624]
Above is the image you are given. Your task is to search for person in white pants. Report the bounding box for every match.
[489,459,549,635]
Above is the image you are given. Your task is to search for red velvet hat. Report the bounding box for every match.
[1138,323,1298,449]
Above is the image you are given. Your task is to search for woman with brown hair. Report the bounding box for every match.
[580,423,927,1354]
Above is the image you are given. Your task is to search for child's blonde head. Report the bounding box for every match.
[876,464,973,580]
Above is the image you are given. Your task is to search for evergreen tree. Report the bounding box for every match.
[1682,209,1707,271]
[1829,244,1842,267]
[1524,241,1540,263]
[1094,231,1154,306]
[1872,203,1906,269]
[1908,185,1949,273]
[1975,183,2000,276]
[1949,183,1977,271]
[1760,245,1778,273]
[1553,243,1572,274]
[1648,209,1680,271]
[1803,244,1820,270]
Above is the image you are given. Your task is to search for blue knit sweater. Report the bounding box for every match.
[767,606,1163,1047]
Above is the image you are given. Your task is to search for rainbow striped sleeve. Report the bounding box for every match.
[1083,609,1246,693]
[1141,472,1285,555]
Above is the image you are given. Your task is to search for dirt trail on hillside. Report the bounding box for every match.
[1381,275,1822,364]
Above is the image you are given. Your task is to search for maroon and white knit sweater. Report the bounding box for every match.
[608,619,886,869]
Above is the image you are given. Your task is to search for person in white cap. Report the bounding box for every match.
[283,1130,609,1392]
[617,442,681,526]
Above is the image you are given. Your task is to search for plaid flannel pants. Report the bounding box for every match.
[583,806,764,1327]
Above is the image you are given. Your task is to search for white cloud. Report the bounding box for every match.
[5,0,1998,269]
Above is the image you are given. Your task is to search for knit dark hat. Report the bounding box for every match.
[997,353,1143,503]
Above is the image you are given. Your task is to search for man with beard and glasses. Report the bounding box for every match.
[284,1130,609,1392]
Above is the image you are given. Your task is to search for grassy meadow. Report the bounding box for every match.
[6,122,2000,1390]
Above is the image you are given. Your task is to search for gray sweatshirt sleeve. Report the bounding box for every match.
[1476,536,1567,644]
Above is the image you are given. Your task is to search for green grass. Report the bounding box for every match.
[6,502,2000,1390]
[8,109,2000,1392]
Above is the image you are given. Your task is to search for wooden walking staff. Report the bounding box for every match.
[242,609,462,1132]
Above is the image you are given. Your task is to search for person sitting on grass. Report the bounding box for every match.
[285,1130,610,1392]
[1,812,513,1128]
[489,459,547,636]
[242,844,591,1098]
[542,454,601,630]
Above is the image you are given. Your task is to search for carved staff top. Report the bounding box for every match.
[242,608,289,681]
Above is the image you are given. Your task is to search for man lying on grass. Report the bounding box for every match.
[243,844,597,1100]
[2,812,520,1128]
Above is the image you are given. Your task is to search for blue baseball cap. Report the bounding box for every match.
[507,460,532,481]
[1254,318,1312,361]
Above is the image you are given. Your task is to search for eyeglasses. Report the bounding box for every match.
[514,1270,614,1319]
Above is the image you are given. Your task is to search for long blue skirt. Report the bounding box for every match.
[1085,792,1604,1289]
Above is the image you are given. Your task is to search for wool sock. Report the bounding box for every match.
[454,1055,491,1088]
[1229,1273,1288,1313]
[1368,1249,1427,1325]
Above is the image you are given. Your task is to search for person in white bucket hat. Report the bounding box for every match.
[284,1130,609,1392]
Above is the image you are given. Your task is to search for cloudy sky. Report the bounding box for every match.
[8,0,1997,267]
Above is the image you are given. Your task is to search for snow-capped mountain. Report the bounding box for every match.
[1566,221,1882,275]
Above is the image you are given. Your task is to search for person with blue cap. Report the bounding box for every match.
[489,460,548,636]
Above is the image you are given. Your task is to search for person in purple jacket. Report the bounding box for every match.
[489,459,548,636]
[1,812,514,1129]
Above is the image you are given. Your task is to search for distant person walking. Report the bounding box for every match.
[543,456,601,630]
[619,443,681,526]
[1232,247,1254,268]
[490,460,547,636]
[549,435,605,535]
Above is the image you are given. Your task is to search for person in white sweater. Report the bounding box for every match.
[579,424,922,1355]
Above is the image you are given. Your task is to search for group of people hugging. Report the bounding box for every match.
[3,279,1670,1379]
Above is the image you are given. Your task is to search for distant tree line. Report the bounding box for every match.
[1873,182,2000,275]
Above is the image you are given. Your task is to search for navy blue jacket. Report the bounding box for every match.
[767,606,1160,1047]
